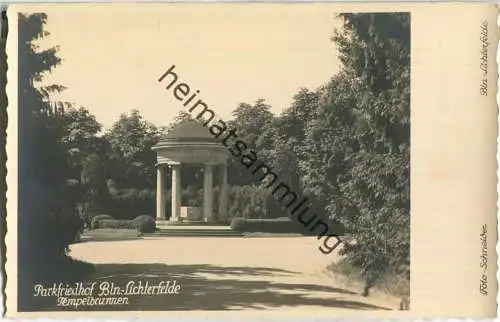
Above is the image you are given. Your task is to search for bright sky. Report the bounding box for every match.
[34,4,343,130]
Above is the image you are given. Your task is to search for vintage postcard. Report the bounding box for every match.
[2,2,499,319]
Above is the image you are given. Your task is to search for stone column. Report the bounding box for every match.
[171,163,181,222]
[203,163,214,222]
[156,165,166,221]
[218,164,228,222]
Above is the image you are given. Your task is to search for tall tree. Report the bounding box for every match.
[168,110,195,128]
[18,12,84,286]
[226,99,275,186]
[335,13,410,295]
[105,109,164,188]
[56,106,109,225]
[300,13,410,295]
[104,110,165,218]
[266,88,321,193]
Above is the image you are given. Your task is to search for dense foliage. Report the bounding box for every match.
[18,13,84,269]
[225,13,410,294]
[301,13,410,295]
[23,12,409,296]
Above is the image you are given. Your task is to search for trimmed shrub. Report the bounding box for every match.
[97,219,132,230]
[90,214,114,230]
[230,217,297,233]
[230,216,345,236]
[132,215,156,233]
[230,218,246,231]
[92,216,156,233]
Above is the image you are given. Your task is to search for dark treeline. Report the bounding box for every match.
[18,12,409,298]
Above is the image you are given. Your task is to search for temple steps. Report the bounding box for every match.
[143,228,244,237]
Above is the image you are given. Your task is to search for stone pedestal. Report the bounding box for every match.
[180,207,203,221]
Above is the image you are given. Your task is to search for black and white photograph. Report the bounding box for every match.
[6,3,494,317]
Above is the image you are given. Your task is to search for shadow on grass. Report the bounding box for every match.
[21,262,392,312]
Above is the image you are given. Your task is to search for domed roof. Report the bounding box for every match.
[164,120,213,140]
[152,119,228,163]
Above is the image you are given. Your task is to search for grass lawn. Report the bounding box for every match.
[80,228,143,242]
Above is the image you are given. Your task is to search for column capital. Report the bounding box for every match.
[203,163,215,173]
[154,162,166,168]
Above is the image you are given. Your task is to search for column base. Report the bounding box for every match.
[204,217,217,224]
[156,217,182,228]
[155,218,169,230]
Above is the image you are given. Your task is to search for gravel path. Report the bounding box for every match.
[69,236,399,311]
